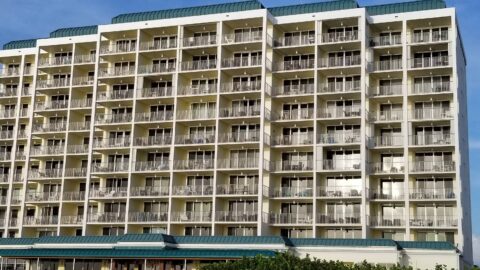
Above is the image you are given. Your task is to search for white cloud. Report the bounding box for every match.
[473,234,480,265]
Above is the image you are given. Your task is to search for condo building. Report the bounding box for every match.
[0,0,472,266]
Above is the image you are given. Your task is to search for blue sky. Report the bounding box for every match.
[0,0,478,263]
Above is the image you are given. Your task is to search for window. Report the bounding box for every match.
[282,127,314,145]
[232,75,261,91]
[185,226,211,236]
[325,150,361,170]
[233,27,262,42]
[102,227,124,236]
[413,76,450,94]
[281,152,313,170]
[227,226,257,236]
[283,54,314,70]
[283,30,315,46]
[326,51,360,67]
[190,102,216,119]
[115,39,136,52]
[282,103,314,120]
[153,35,177,49]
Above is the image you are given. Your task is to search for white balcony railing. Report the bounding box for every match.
[409,216,457,227]
[217,158,259,169]
[88,212,126,223]
[370,35,402,47]
[178,85,217,96]
[137,87,173,98]
[95,114,132,124]
[91,162,129,173]
[269,186,313,198]
[36,79,70,89]
[317,108,361,119]
[223,33,262,44]
[173,159,214,170]
[268,213,313,224]
[182,36,217,47]
[409,188,455,200]
[319,56,361,68]
[410,108,453,120]
[274,36,315,47]
[134,111,174,122]
[140,39,177,51]
[172,185,213,196]
[317,213,361,224]
[138,64,176,74]
[321,159,361,171]
[134,136,172,146]
[98,66,135,77]
[216,184,258,195]
[97,90,134,101]
[411,82,451,94]
[220,82,261,93]
[180,60,217,71]
[321,31,359,43]
[130,186,169,197]
[274,85,315,96]
[272,134,314,146]
[410,161,455,173]
[317,186,362,198]
[89,187,128,198]
[269,160,314,172]
[410,134,453,146]
[274,59,315,71]
[215,211,258,222]
[317,133,360,145]
[370,59,402,71]
[25,192,61,202]
[39,56,72,67]
[369,216,405,227]
[410,56,450,69]
[217,132,260,143]
[370,110,403,122]
[129,212,168,222]
[370,135,403,147]
[370,85,403,96]
[134,161,170,171]
[369,162,405,174]
[171,211,212,222]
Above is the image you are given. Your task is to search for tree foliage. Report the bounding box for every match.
[200,252,453,270]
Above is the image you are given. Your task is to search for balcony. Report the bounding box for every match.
[275,109,314,121]
[272,134,314,146]
[140,39,177,51]
[409,188,455,200]
[30,145,64,156]
[370,85,403,97]
[410,108,453,120]
[97,90,134,101]
[172,185,213,196]
[66,144,89,154]
[137,87,173,98]
[320,159,361,171]
[319,83,361,94]
[130,186,169,197]
[180,60,217,71]
[370,189,404,200]
[369,216,405,227]
[69,122,91,131]
[317,186,362,198]
[93,137,130,148]
[39,56,72,67]
[138,64,176,74]
[178,85,217,96]
[221,57,262,68]
[95,113,132,124]
[274,36,315,47]
[28,169,63,179]
[370,59,402,72]
[88,212,126,223]
[370,35,402,47]
[217,158,259,170]
[22,86,32,96]
[90,187,128,198]
[182,36,217,47]
[0,131,14,140]
[321,31,359,43]
[0,196,7,205]
[411,82,451,95]
[36,79,70,89]
[410,134,453,146]
[267,213,313,225]
[274,84,316,97]
[317,133,360,145]
[0,152,11,161]
[64,168,87,178]
[220,82,261,94]
[135,111,174,122]
[369,162,405,174]
[0,109,16,118]
[32,122,68,133]
[317,213,361,225]
[410,161,455,173]
[274,60,315,72]
[270,160,313,172]
[270,186,313,198]
[411,30,449,44]
[319,56,361,68]
[25,191,60,202]
[216,184,258,196]
[98,67,135,78]
[218,132,260,144]
[0,67,20,78]
[0,174,9,183]
[35,100,69,111]
[9,218,18,227]
[72,77,95,87]
[74,54,96,64]
[0,87,17,97]
[91,162,129,173]
[61,215,83,225]
[134,161,170,172]
[176,110,216,121]
[409,216,457,227]
[220,107,261,118]
[409,56,450,69]
[100,43,136,55]
[171,211,212,222]
[317,108,361,119]
[173,159,214,170]
[215,211,258,222]
[23,216,59,226]
[370,110,403,122]
[223,33,262,44]
[135,136,172,146]
[370,135,403,147]
[175,134,215,145]
[129,212,168,223]
[62,191,86,201]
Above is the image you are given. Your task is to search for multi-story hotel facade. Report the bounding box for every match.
[0,0,472,267]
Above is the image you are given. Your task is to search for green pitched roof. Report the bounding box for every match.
[35,235,120,244]
[366,0,446,16]
[268,0,358,17]
[0,248,276,259]
[111,0,264,24]
[118,234,175,244]
[289,238,397,248]
[49,25,98,38]
[2,39,37,50]
[0,238,37,246]
[174,236,290,245]
[396,241,456,250]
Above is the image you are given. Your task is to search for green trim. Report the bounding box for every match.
[2,39,37,50]
[366,0,446,16]
[111,0,264,24]
[268,0,358,17]
[174,236,290,245]
[49,25,98,38]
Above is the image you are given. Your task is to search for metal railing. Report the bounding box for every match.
[175,134,215,144]
[0,130,14,140]
[410,161,455,173]
[369,216,405,227]
[130,186,169,197]
[134,161,170,171]
[39,56,72,67]
[135,111,174,122]
[223,33,262,44]
[274,36,315,47]
[409,188,455,200]
[140,39,177,51]
[95,113,133,124]
[410,108,453,120]
[370,135,403,147]
[176,110,216,120]
[274,84,315,96]
[0,67,20,77]
[134,136,172,146]
[317,186,362,198]
[319,56,361,68]
[0,109,16,118]
[0,88,17,97]
[317,133,361,145]
[98,66,135,77]
[28,169,63,179]
[267,213,313,224]
[100,43,137,54]
[269,160,314,171]
[321,31,359,43]
[370,189,404,200]
[88,212,126,223]
[36,79,70,89]
[30,145,65,156]
[74,54,96,64]
[138,64,176,74]
[170,211,212,222]
[172,185,213,196]
[317,108,361,119]
[274,59,315,71]
[178,85,217,96]
[222,57,262,68]
[23,216,59,225]
[370,85,403,96]
[0,152,11,161]
[370,35,402,47]
[220,82,261,93]
[217,158,259,169]
[61,215,83,225]
[97,90,134,101]
[173,159,215,170]
[220,107,261,118]
[137,87,173,98]
[409,216,457,227]
[215,211,258,222]
[69,121,91,131]
[369,162,405,174]
[70,98,93,108]
[269,186,313,198]
[25,191,60,202]
[272,134,314,145]
[182,36,217,47]
[317,213,361,224]
[409,56,450,69]
[62,191,86,201]
[93,137,130,148]
[370,59,402,71]
[91,162,130,173]
[129,212,168,222]
[411,30,449,44]
[89,187,128,198]
[64,168,88,177]
[321,159,361,171]
[217,132,260,143]
[275,109,314,121]
[180,60,217,71]
[319,83,361,94]
[370,110,403,122]
[216,184,258,195]
[409,134,453,146]
[411,82,451,94]
[35,100,69,111]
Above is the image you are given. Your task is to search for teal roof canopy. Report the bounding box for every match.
[396,241,457,250]
[111,0,264,24]
[174,235,291,245]
[366,0,446,16]
[268,0,358,17]
[289,238,397,248]
[49,25,98,38]
[2,39,37,50]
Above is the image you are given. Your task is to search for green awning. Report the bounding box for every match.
[366,0,446,16]
[49,25,98,38]
[268,0,358,16]
[2,39,37,50]
[0,248,276,259]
